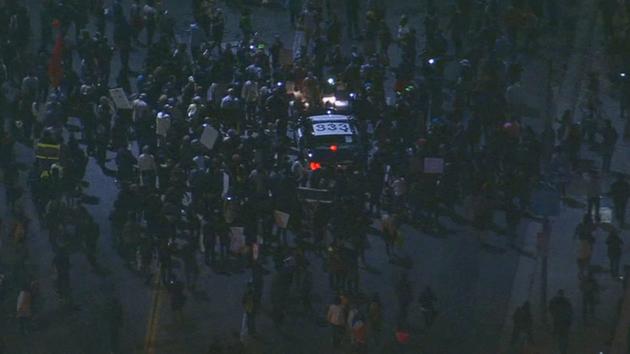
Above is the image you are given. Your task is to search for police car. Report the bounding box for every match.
[295,114,364,171]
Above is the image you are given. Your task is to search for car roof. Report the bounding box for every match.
[307,114,350,122]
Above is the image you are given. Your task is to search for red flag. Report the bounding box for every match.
[48,32,64,88]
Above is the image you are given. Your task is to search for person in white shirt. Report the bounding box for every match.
[138,145,157,187]
[206,82,219,108]
[132,94,149,123]
[241,80,259,123]
[155,106,172,146]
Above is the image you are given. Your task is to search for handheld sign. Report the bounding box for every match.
[423,157,444,174]
[109,88,132,110]
[274,210,290,229]
[200,124,219,150]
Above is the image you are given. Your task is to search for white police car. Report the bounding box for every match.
[295,114,364,171]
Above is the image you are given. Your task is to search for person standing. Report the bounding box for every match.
[52,248,72,306]
[106,297,124,353]
[16,283,33,334]
[395,273,413,323]
[381,213,398,261]
[576,235,594,278]
[579,273,599,322]
[182,241,199,291]
[209,9,225,54]
[129,0,144,45]
[288,0,302,28]
[549,290,573,354]
[241,80,258,125]
[143,0,158,46]
[241,283,257,339]
[350,312,368,354]
[368,293,383,346]
[345,0,360,39]
[138,146,157,188]
[327,296,346,348]
[609,174,630,227]
[606,230,623,277]
[586,171,601,221]
[169,278,186,323]
[511,301,533,345]
[600,119,618,173]
[418,286,437,327]
[299,268,313,315]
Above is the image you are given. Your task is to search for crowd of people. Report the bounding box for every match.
[1,0,630,353]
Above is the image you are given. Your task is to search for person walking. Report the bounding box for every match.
[576,235,594,278]
[345,0,360,39]
[143,0,158,46]
[586,170,602,221]
[350,312,368,354]
[182,241,199,291]
[106,297,124,353]
[418,286,437,328]
[381,213,399,261]
[574,216,595,276]
[579,273,599,322]
[327,295,347,348]
[600,119,618,173]
[606,230,623,277]
[169,278,186,323]
[138,146,157,188]
[241,282,257,340]
[368,293,383,347]
[609,174,630,227]
[511,301,533,345]
[549,290,573,354]
[395,273,413,323]
[16,283,33,334]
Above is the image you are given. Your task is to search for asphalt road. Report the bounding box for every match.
[0,1,586,354]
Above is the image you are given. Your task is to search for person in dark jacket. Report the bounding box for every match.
[609,174,630,227]
[606,230,623,277]
[549,290,573,354]
[511,301,533,344]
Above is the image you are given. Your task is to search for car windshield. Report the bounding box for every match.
[311,134,354,146]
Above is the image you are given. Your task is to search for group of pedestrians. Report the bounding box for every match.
[0,0,629,353]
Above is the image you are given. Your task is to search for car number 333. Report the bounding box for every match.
[312,122,351,135]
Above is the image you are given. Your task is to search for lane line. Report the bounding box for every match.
[144,270,163,354]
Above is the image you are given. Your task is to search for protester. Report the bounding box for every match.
[549,290,573,354]
[606,230,623,277]
[0,0,624,352]
[511,301,533,345]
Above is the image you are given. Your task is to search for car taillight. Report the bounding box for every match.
[309,162,321,171]
[329,145,338,152]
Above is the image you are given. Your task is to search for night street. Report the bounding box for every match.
[1,0,630,354]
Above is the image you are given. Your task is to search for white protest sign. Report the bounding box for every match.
[423,157,444,174]
[200,124,219,150]
[109,88,132,110]
[274,210,290,229]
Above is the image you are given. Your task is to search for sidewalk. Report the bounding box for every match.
[498,0,630,352]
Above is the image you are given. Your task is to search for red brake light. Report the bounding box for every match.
[329,145,338,152]
[309,162,321,171]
